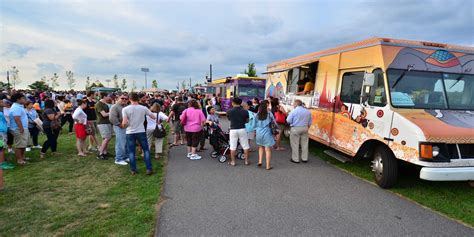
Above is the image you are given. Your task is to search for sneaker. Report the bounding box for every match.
[187,153,192,159]
[190,154,202,160]
[125,158,130,163]
[33,145,42,149]
[115,160,128,166]
[8,148,13,154]
[26,147,31,152]
[97,154,108,160]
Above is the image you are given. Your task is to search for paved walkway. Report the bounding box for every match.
[156,119,473,236]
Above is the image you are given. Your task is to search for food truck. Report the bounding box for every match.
[265,38,474,188]
[209,74,266,111]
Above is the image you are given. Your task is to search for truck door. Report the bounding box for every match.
[330,70,366,155]
[362,69,391,143]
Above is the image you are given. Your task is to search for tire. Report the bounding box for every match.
[237,152,245,160]
[211,151,218,158]
[372,146,398,189]
[218,155,227,163]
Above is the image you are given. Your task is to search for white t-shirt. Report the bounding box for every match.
[146,112,169,130]
[122,104,153,134]
[72,107,87,125]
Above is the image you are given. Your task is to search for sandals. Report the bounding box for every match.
[266,167,273,170]
[257,163,262,167]
[17,160,28,165]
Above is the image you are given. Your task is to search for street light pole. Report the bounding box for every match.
[141,67,149,89]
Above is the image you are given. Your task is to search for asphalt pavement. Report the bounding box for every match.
[156,119,473,236]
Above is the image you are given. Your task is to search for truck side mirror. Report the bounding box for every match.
[363,72,375,86]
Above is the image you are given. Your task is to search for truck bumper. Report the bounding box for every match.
[420,167,474,181]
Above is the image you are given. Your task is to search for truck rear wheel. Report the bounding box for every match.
[372,146,398,188]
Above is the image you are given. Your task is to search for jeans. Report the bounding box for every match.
[28,126,39,146]
[113,126,128,162]
[41,127,60,153]
[126,132,152,172]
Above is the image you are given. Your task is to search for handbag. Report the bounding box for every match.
[269,115,280,136]
[153,116,167,138]
[85,123,93,135]
[274,111,287,124]
[51,119,61,130]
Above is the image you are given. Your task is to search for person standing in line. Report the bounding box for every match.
[61,99,74,134]
[9,93,30,165]
[25,101,41,149]
[226,97,250,166]
[273,103,287,151]
[243,101,256,152]
[40,99,62,159]
[168,96,187,147]
[254,100,276,170]
[0,99,9,186]
[95,93,113,160]
[180,100,206,160]
[286,99,312,163]
[84,91,100,151]
[122,93,156,175]
[72,100,88,157]
[146,103,169,160]
[109,94,129,165]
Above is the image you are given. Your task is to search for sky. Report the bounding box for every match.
[1,0,473,90]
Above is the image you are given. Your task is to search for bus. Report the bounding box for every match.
[209,74,266,111]
[265,37,474,188]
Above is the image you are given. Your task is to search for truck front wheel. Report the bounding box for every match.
[372,146,398,188]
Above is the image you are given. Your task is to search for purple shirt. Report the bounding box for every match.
[180,108,206,132]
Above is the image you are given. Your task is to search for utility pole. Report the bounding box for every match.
[206,64,213,82]
[141,67,149,89]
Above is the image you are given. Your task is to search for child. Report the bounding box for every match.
[0,100,8,191]
[72,100,88,156]
[206,106,219,126]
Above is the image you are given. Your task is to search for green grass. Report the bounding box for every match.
[310,141,474,227]
[0,130,165,236]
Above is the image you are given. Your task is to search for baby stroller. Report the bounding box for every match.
[207,124,244,163]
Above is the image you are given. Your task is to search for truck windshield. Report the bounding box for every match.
[239,86,259,97]
[388,69,474,110]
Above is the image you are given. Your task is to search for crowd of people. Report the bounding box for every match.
[0,88,313,190]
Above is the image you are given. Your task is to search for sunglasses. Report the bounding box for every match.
[121,98,129,100]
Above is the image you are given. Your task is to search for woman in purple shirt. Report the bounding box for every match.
[180,100,206,160]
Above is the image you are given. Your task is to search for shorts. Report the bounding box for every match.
[185,131,203,148]
[277,123,287,133]
[229,128,250,150]
[74,123,87,139]
[173,120,184,134]
[11,129,30,149]
[97,124,113,139]
[247,131,255,140]
[86,121,97,135]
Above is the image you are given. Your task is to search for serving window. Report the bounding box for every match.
[286,62,318,96]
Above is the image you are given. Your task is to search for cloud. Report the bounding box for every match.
[1,0,473,90]
[37,63,64,75]
[1,43,35,58]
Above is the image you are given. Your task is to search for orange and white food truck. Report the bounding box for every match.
[265,38,474,188]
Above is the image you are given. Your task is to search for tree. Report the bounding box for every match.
[28,81,51,91]
[41,76,47,83]
[85,76,91,90]
[243,63,257,77]
[50,73,59,90]
[89,80,104,89]
[0,81,11,90]
[152,79,158,88]
[65,70,75,89]
[10,66,20,89]
[121,78,127,91]
[113,74,120,88]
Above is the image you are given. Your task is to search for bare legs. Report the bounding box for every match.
[99,137,111,156]
[76,139,86,156]
[258,146,272,169]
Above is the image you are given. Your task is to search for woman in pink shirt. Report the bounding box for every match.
[180,100,206,160]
